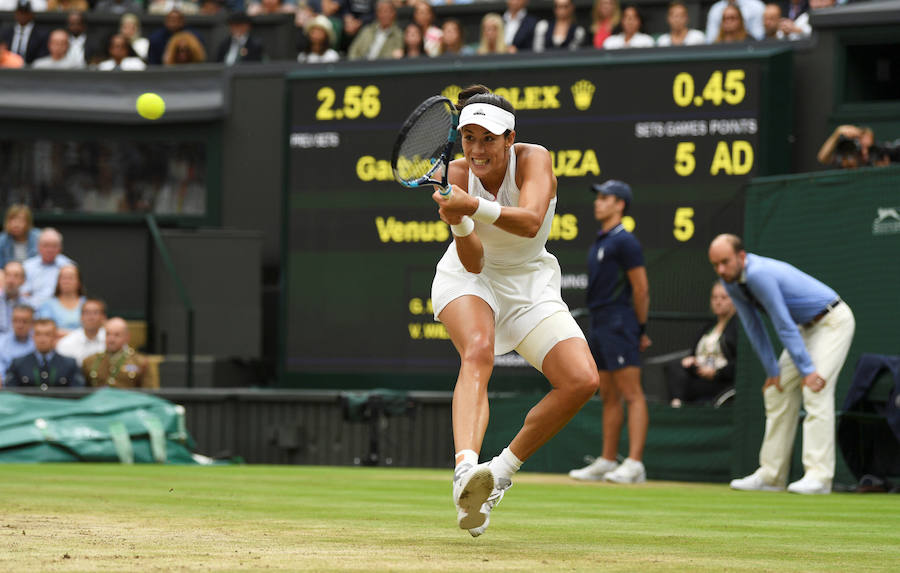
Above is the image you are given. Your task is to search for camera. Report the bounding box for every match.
[869,140,900,165]
[835,134,862,155]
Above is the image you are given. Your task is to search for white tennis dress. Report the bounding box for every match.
[431,146,570,355]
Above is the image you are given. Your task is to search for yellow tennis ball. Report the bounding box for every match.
[136,93,165,120]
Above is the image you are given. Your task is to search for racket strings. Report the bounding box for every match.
[395,104,454,183]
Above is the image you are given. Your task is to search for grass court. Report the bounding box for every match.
[2,463,898,571]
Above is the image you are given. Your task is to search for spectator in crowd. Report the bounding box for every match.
[656,0,706,46]
[590,0,620,49]
[83,317,149,388]
[1,262,31,333]
[411,0,442,57]
[763,2,784,38]
[147,9,192,65]
[0,205,40,269]
[94,0,144,14]
[65,11,99,66]
[603,4,654,49]
[23,228,75,309]
[502,0,537,53]
[163,30,207,64]
[713,4,749,43]
[782,0,807,20]
[216,12,266,65]
[148,0,201,15]
[340,0,377,54]
[0,1,49,65]
[709,234,855,495]
[393,22,425,58]
[347,0,402,60]
[97,33,147,71]
[5,318,83,388]
[0,39,25,69]
[533,0,586,52]
[199,0,225,14]
[118,13,149,61]
[706,0,764,42]
[31,29,84,69]
[477,12,509,55]
[55,297,106,366]
[569,180,651,484]
[0,304,35,380]
[247,0,296,16]
[297,14,340,63]
[36,264,84,338]
[788,0,834,37]
[47,0,88,11]
[817,124,895,169]
[665,282,738,407]
[439,18,474,56]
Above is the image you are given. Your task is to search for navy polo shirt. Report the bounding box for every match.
[586,223,645,311]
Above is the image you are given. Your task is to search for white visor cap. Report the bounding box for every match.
[457,102,515,135]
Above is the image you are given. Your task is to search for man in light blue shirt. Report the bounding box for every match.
[709,234,855,495]
[0,303,36,381]
[0,261,32,333]
[22,228,75,309]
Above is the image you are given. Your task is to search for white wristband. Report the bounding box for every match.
[451,216,475,237]
[472,197,502,224]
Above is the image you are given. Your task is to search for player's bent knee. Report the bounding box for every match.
[460,335,494,370]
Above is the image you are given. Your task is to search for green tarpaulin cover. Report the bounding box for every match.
[0,388,203,464]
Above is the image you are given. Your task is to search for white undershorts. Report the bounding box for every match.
[515,310,586,373]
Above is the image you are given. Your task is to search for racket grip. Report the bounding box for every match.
[439,185,453,198]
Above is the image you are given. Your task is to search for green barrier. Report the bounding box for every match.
[0,388,204,464]
[481,395,734,482]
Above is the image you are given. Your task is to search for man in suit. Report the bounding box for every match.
[215,12,265,65]
[83,317,149,389]
[0,1,49,65]
[346,0,402,60]
[503,0,538,53]
[5,318,84,389]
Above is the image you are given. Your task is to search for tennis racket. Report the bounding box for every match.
[391,95,459,198]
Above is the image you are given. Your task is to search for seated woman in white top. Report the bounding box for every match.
[656,0,707,46]
[97,34,146,71]
[603,4,654,49]
[119,13,149,61]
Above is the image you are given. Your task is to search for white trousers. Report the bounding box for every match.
[758,302,855,487]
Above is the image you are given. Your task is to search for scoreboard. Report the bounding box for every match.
[282,47,792,384]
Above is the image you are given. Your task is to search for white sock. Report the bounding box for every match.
[489,447,523,482]
[454,449,478,470]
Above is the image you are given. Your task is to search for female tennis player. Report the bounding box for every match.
[431,85,600,537]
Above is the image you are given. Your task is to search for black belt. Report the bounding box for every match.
[803,298,842,328]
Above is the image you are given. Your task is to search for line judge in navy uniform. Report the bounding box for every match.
[569,180,652,484]
[5,318,84,389]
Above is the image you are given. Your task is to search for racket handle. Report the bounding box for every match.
[439,185,453,198]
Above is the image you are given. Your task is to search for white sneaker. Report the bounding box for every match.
[603,458,646,484]
[729,469,784,492]
[568,457,619,481]
[452,462,494,531]
[467,476,512,537]
[787,475,830,495]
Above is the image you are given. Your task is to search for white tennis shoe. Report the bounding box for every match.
[452,462,494,531]
[729,469,784,492]
[603,458,646,484]
[467,476,512,537]
[568,457,619,481]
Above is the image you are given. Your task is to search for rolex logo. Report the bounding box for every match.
[442,85,462,105]
[571,80,596,111]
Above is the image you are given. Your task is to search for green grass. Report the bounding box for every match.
[1,464,898,572]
